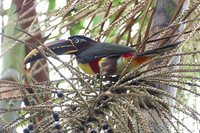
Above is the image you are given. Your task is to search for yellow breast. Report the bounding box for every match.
[78,63,96,75]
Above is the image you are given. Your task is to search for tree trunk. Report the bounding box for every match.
[142,0,189,132]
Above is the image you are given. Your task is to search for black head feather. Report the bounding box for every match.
[68,35,96,54]
[68,35,96,44]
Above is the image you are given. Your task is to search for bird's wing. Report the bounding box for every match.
[77,43,135,63]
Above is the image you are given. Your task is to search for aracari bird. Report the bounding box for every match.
[24,35,181,75]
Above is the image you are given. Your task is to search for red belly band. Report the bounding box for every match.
[89,59,100,73]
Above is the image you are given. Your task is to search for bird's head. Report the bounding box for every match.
[24,35,96,65]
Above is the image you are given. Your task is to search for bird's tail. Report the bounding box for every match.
[137,41,183,57]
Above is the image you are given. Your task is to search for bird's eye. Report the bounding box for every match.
[74,38,80,43]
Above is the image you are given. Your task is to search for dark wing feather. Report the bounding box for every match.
[77,43,135,63]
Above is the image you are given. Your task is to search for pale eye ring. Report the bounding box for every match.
[74,38,80,43]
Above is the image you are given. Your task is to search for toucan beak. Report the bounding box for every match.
[24,39,78,65]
